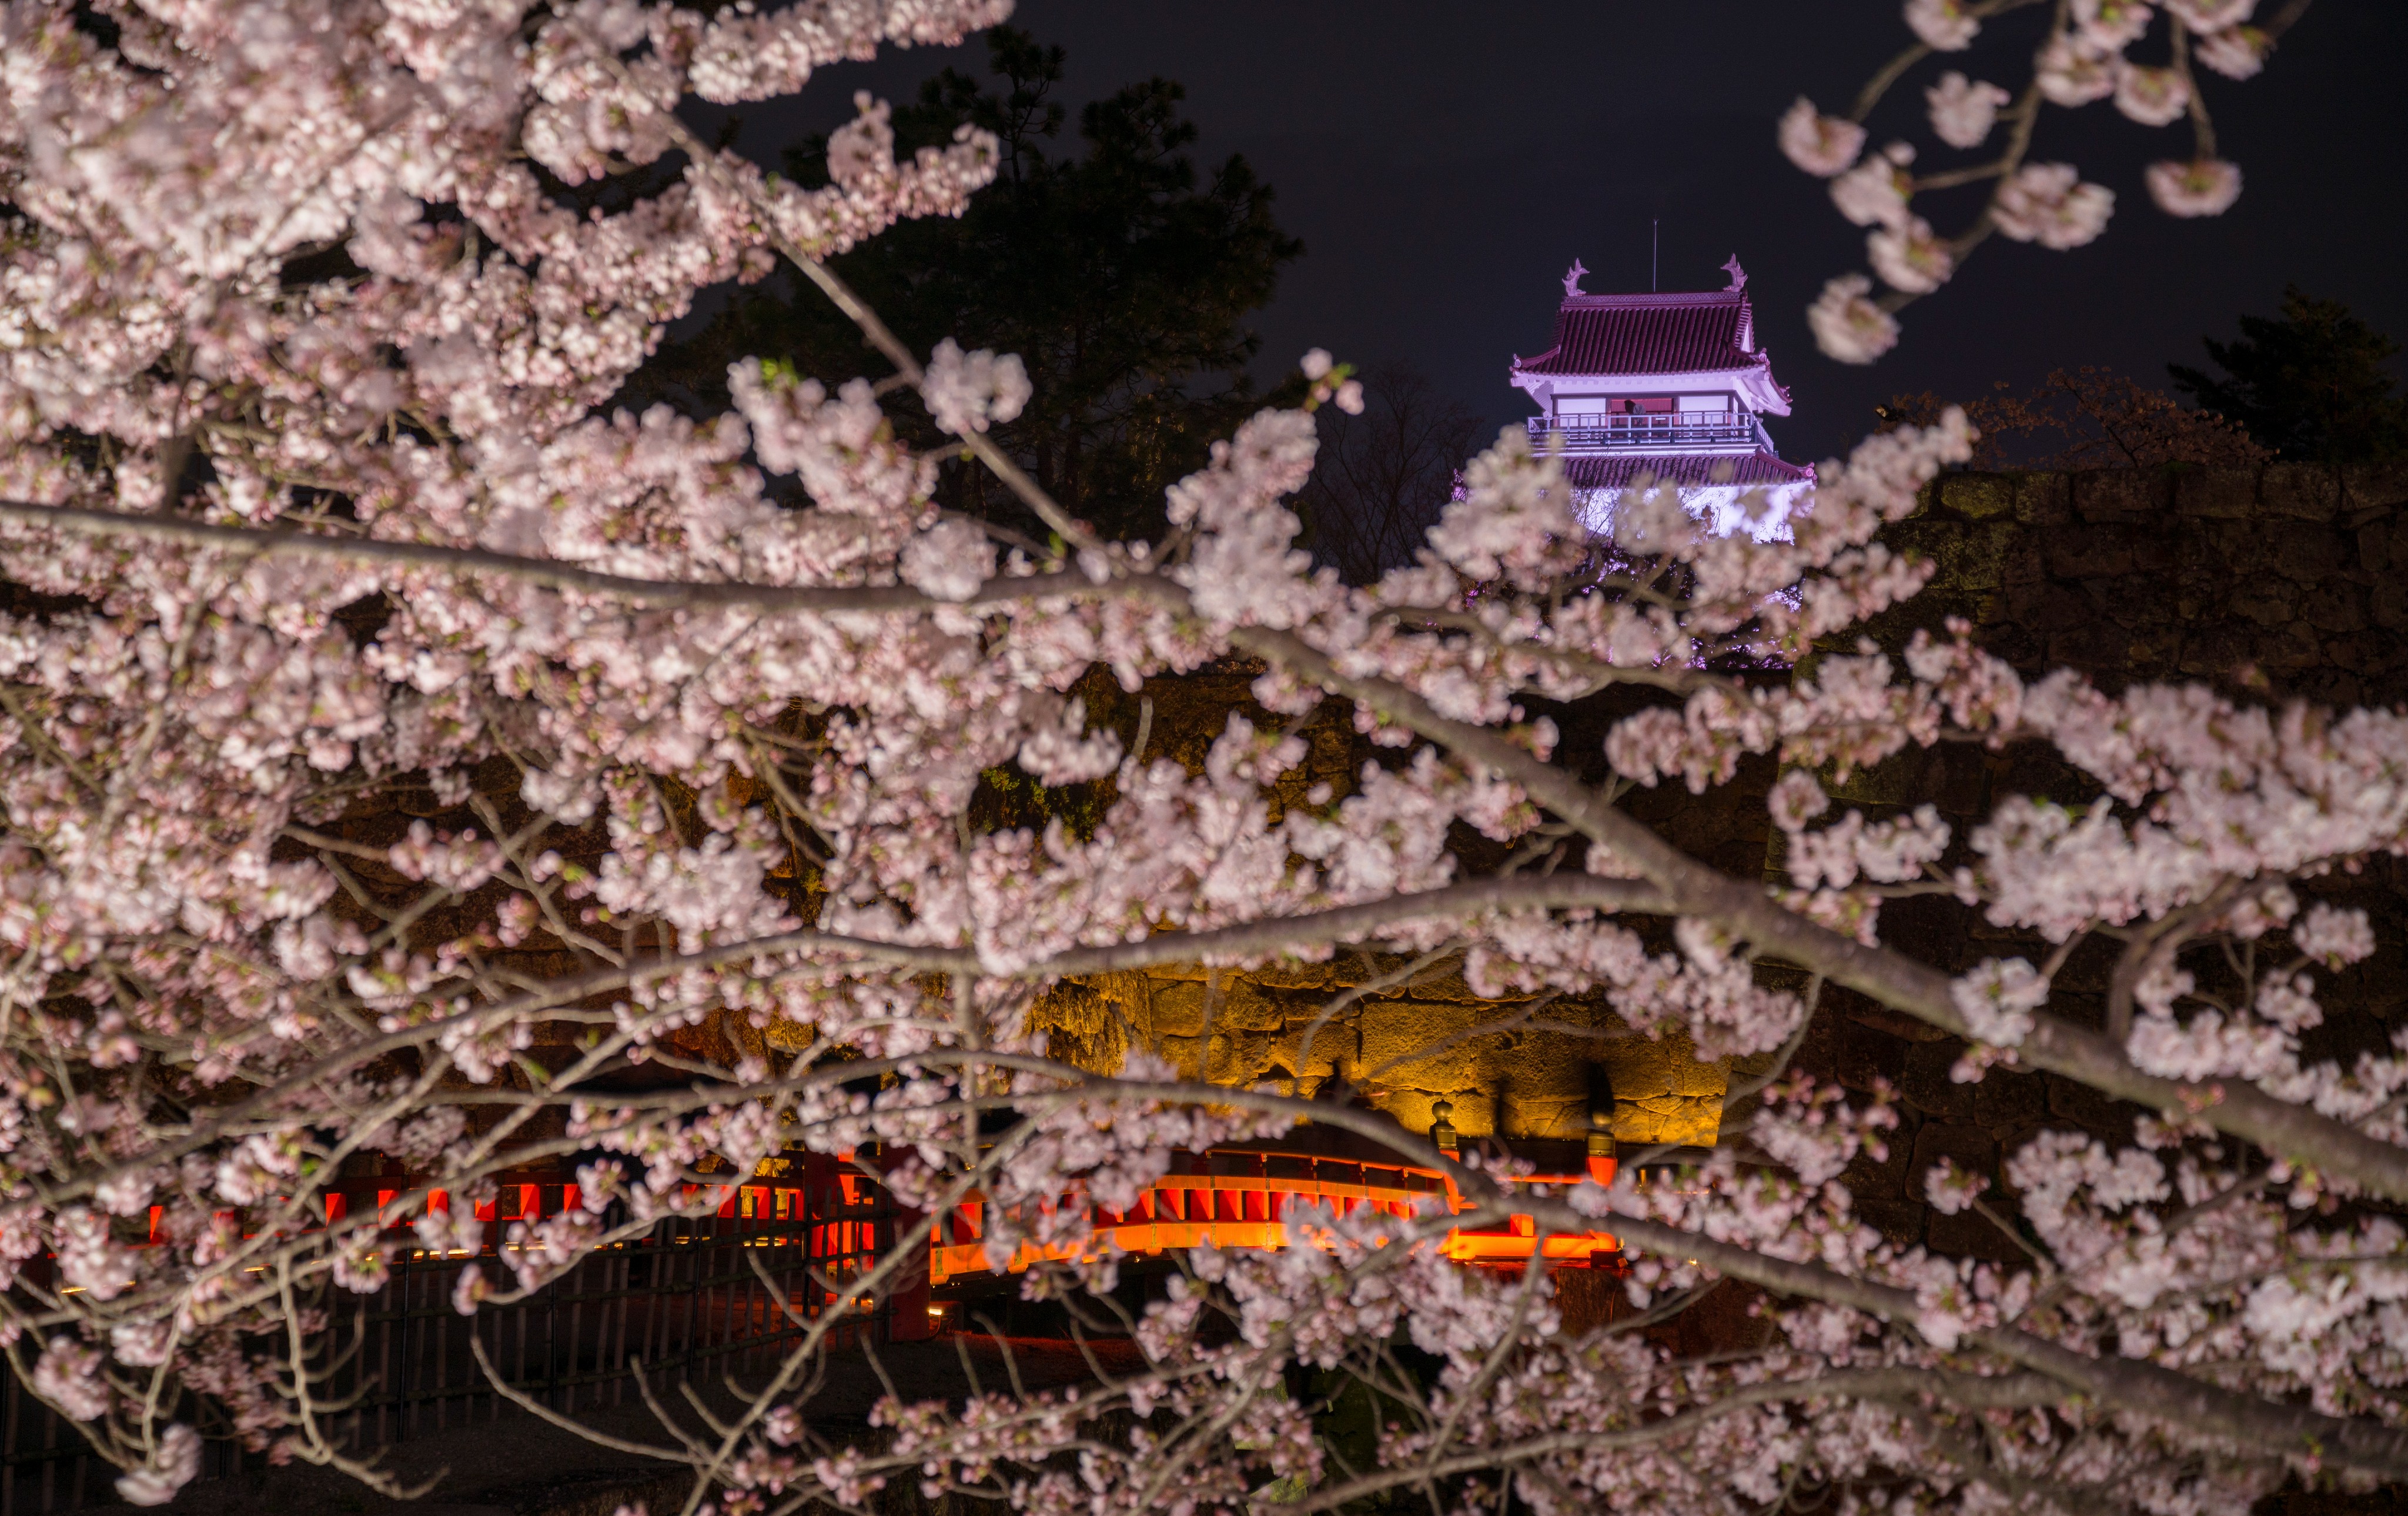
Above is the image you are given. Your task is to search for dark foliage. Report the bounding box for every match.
[1293,362,1483,585]
[637,28,1303,543]
[1875,367,2266,471]
[2169,287,2408,463]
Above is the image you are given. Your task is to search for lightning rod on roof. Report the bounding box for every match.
[1651,219,1658,292]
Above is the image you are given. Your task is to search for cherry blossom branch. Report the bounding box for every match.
[1580,1206,2408,1478]
[36,871,1665,1207]
[1209,612,2408,1203]
[1788,0,2283,361]
[5,8,2397,1509]
[0,499,1105,613]
[1287,1368,2066,1514]
[614,44,1105,559]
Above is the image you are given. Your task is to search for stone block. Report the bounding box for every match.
[2046,525,2136,579]
[1357,1000,1486,1090]
[1384,967,1524,1006]
[2375,577,2408,632]
[1843,1113,1917,1200]
[1241,962,1352,992]
[1150,979,1287,1037]
[2272,529,2346,583]
[1826,746,1928,807]
[2254,619,2325,672]
[1579,1031,1727,1147]
[1927,523,2014,593]
[1845,1001,1955,1043]
[1939,473,2016,520]
[2230,579,2300,627]
[2173,469,2256,519]
[1909,1121,1998,1188]
[1900,1040,1974,1122]
[2013,472,2073,526]
[1929,745,1992,818]
[2343,461,2408,512]
[2119,631,2178,676]
[2360,521,2393,575]
[1972,1067,2047,1133]
[1927,1208,2027,1263]
[1367,1089,1480,1144]
[2303,582,2366,635]
[2044,1073,2133,1141]
[1835,1026,1908,1094]
[1158,1034,1207,1081]
[2071,469,2166,523]
[2176,622,2244,674]
[2020,582,2092,635]
[1482,1029,1604,1139]
[1998,534,2046,587]
[2301,670,2363,709]
[2261,463,2340,522]
[1856,1198,1927,1247]
[2048,621,2133,677]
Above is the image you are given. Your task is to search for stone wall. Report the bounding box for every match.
[1058,959,1731,1152]
[1869,460,2408,708]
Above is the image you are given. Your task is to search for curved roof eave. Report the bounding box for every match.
[1512,363,1792,418]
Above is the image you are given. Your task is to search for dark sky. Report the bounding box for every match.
[746,1,2408,465]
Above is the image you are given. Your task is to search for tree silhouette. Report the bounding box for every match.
[2170,287,2408,463]
[641,27,1303,543]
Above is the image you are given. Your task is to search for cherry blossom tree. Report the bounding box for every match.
[3,2,2407,1512]
[1786,0,2316,363]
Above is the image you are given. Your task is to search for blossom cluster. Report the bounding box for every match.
[1785,0,2282,360]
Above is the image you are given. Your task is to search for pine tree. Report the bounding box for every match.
[2169,287,2408,463]
[640,28,1303,542]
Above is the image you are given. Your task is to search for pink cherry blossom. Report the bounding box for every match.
[922,339,1031,437]
[1924,71,2012,148]
[2146,156,2245,215]
[1904,0,1980,51]
[2195,24,2272,78]
[2293,903,2376,968]
[1807,274,1901,364]
[1828,145,1916,229]
[2162,0,2256,27]
[113,1425,202,1508]
[1781,0,2300,350]
[2114,62,2193,126]
[1777,98,1868,176]
[1951,958,2051,1046]
[1991,162,2117,248]
[2075,0,2158,50]
[2038,32,2122,106]
[1867,215,1955,293]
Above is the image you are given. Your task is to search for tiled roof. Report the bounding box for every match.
[1516,290,1761,377]
[1562,450,1814,489]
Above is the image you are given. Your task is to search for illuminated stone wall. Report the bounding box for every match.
[1045,962,1733,1151]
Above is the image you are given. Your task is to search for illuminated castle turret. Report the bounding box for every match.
[1511,256,1813,538]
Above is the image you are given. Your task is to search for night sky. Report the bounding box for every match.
[740,1,2408,465]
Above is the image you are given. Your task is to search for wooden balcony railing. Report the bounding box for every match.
[1526,414,1768,452]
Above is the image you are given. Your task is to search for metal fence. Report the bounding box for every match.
[0,1156,908,1514]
